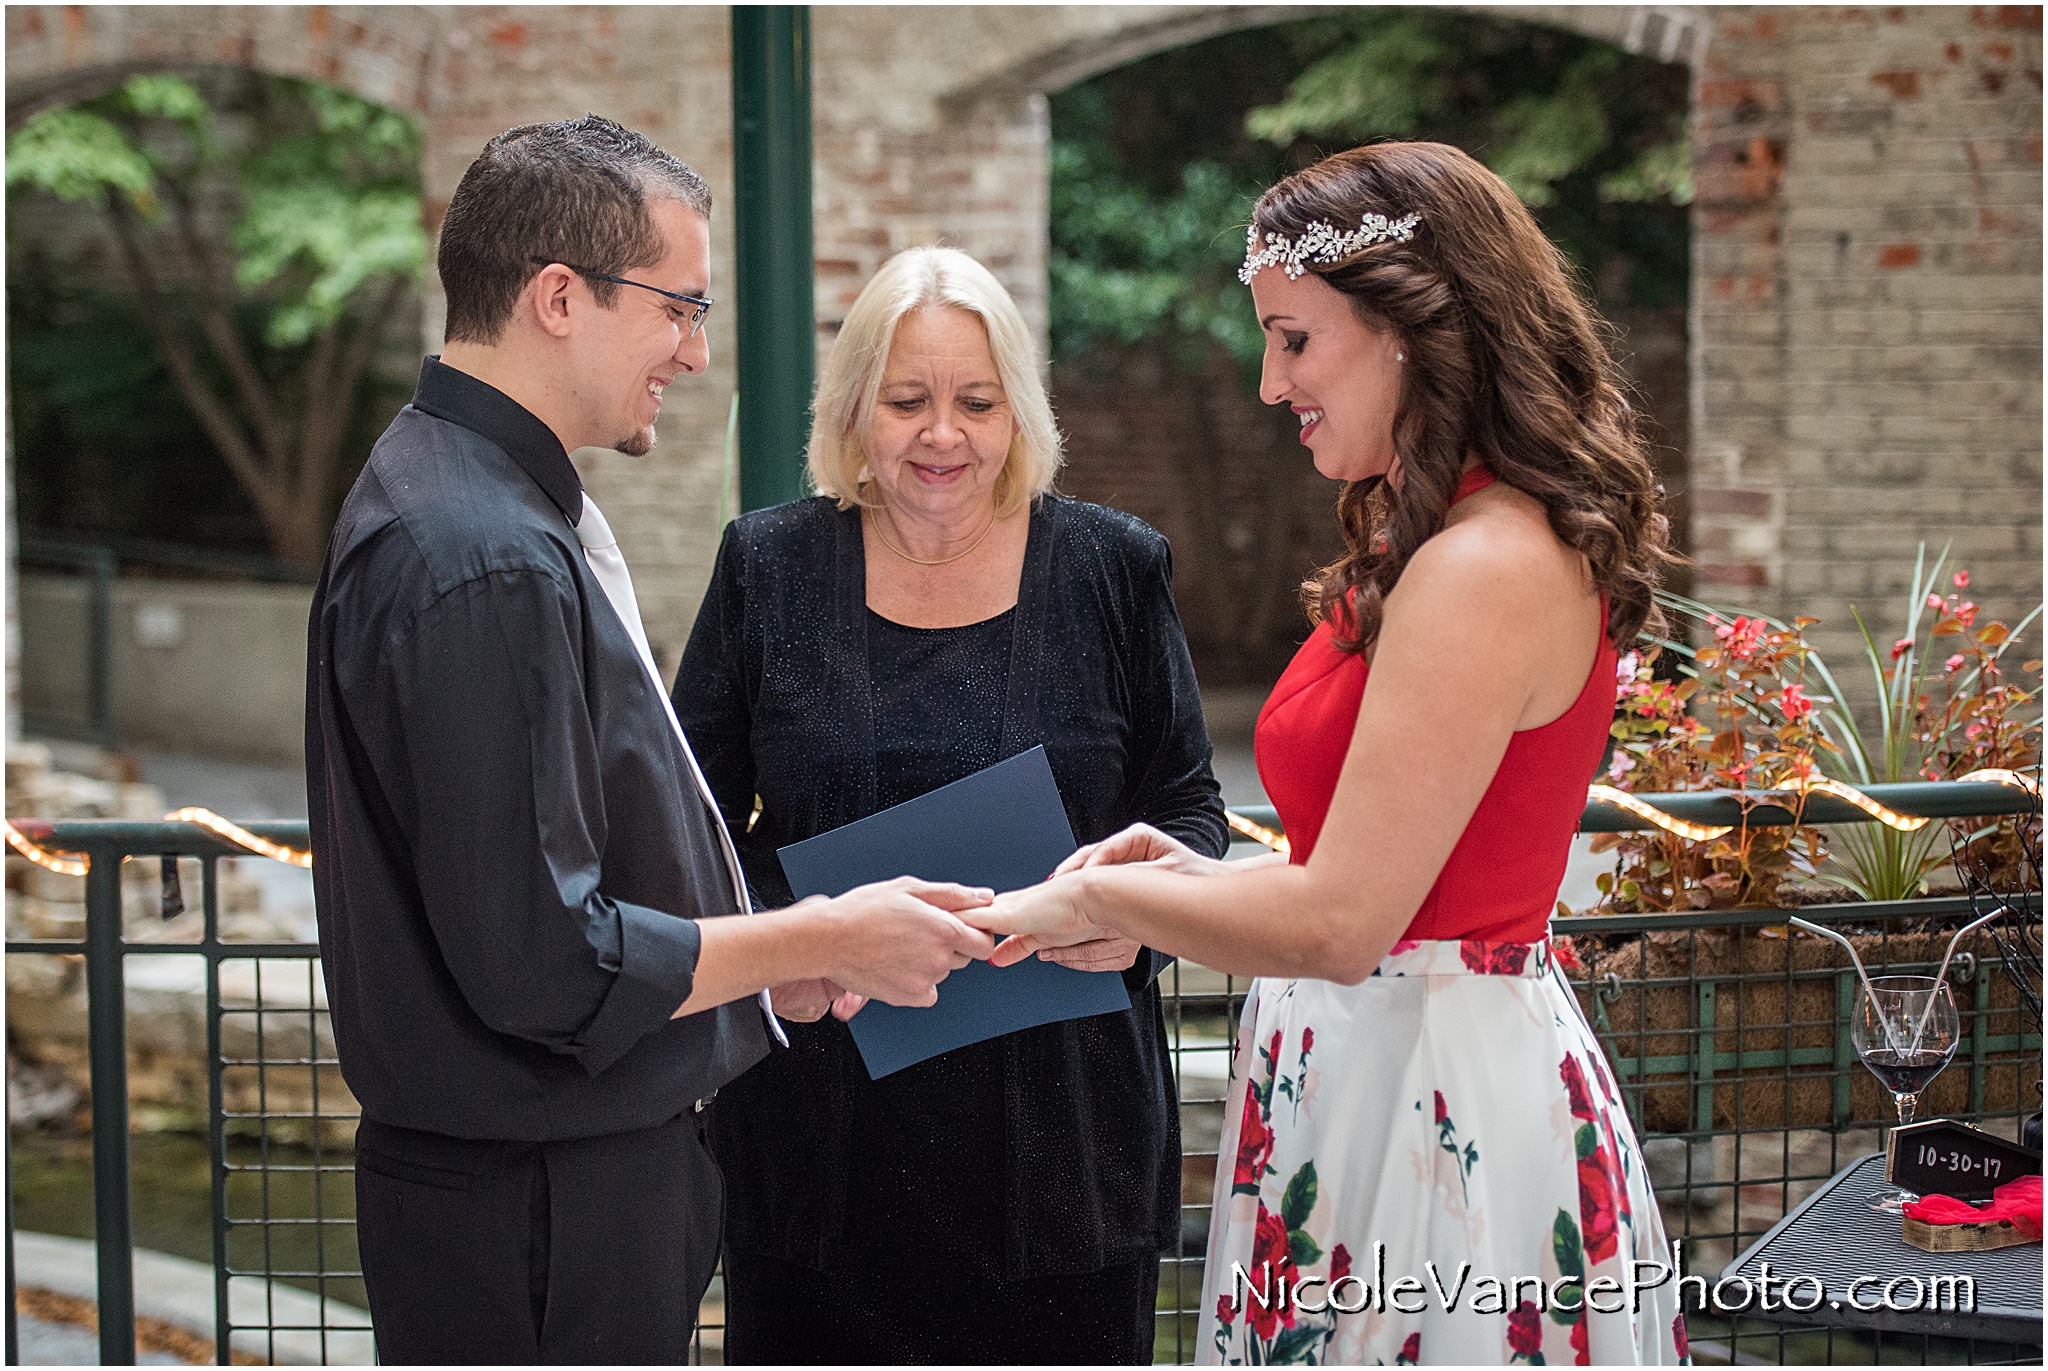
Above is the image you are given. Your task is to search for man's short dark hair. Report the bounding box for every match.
[438,115,712,344]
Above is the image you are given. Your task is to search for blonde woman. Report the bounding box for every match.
[671,246,1226,1363]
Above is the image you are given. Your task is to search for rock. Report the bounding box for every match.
[7,1055,86,1131]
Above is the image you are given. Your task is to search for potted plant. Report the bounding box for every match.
[1564,554,2041,1135]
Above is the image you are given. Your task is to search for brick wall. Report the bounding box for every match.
[414,6,739,678]
[7,4,2042,709]
[1693,6,2042,684]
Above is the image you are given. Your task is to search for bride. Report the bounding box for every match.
[967,142,1689,1366]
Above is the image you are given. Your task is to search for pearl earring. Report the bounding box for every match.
[1396,352,1405,362]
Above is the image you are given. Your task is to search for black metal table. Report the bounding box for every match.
[1719,1154,2042,1345]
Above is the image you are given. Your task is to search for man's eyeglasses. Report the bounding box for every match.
[530,259,714,336]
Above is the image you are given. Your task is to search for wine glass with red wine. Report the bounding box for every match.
[1852,975,1960,1212]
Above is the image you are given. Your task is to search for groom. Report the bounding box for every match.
[306,116,995,1364]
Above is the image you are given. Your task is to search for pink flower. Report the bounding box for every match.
[1615,651,1640,690]
[1777,683,1815,721]
[1606,751,1636,783]
[1892,636,1914,661]
[1945,653,1967,673]
[1713,615,1765,660]
[1928,593,1945,610]
[1954,570,1970,589]
[1967,722,1986,740]
[1957,601,1978,627]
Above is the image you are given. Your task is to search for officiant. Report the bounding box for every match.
[672,246,1227,1363]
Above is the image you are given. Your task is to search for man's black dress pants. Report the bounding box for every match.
[354,1109,721,1364]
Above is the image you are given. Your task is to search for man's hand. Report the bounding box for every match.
[817,876,996,1007]
[767,978,850,1023]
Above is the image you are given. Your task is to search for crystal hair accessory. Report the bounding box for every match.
[1238,212,1422,284]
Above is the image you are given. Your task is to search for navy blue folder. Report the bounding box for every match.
[776,746,1133,1078]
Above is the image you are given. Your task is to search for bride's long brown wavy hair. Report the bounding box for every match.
[1252,142,1675,652]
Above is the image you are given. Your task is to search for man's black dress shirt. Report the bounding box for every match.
[307,357,770,1142]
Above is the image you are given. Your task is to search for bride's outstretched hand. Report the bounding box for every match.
[1052,822,1223,879]
[962,880,1110,968]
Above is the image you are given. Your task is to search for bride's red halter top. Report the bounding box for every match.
[1253,467,1617,945]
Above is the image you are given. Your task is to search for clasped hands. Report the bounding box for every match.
[767,826,1203,1025]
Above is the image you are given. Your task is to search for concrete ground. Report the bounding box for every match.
[16,1313,185,1366]
[11,1232,373,1365]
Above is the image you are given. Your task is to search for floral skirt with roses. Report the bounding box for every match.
[1197,937,1689,1366]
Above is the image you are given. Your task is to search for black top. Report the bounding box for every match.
[306,357,771,1143]
[672,495,1227,1280]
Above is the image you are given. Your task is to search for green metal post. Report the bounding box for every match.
[85,849,137,1363]
[79,546,118,747]
[731,5,816,513]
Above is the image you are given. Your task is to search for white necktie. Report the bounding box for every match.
[576,494,784,1043]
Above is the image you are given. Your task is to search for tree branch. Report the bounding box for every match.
[163,174,293,467]
[105,194,290,540]
[279,274,406,564]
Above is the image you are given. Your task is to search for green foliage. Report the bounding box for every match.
[6,106,158,208]
[1809,545,2042,899]
[8,270,274,552]
[1247,15,1691,212]
[1048,9,1692,375]
[1246,11,1692,297]
[7,70,424,561]
[6,71,426,348]
[234,81,425,345]
[1049,143,1265,370]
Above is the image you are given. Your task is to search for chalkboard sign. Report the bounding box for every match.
[1887,1118,2042,1201]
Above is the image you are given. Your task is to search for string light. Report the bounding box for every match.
[1791,777,1930,832]
[1225,809,1290,855]
[1585,785,1735,842]
[2,820,89,877]
[163,808,314,868]
[4,773,2028,882]
[1955,768,2041,797]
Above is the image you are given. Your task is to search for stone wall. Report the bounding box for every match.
[19,577,315,768]
[7,4,2042,704]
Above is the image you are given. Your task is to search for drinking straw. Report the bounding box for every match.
[1912,906,2007,1048]
[1789,916,1879,998]
[1790,910,2007,1053]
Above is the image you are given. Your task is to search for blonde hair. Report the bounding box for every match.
[806,246,1062,516]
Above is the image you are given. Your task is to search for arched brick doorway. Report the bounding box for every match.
[909,6,1704,687]
[5,6,439,128]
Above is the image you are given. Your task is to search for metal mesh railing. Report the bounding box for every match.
[7,802,2039,1366]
